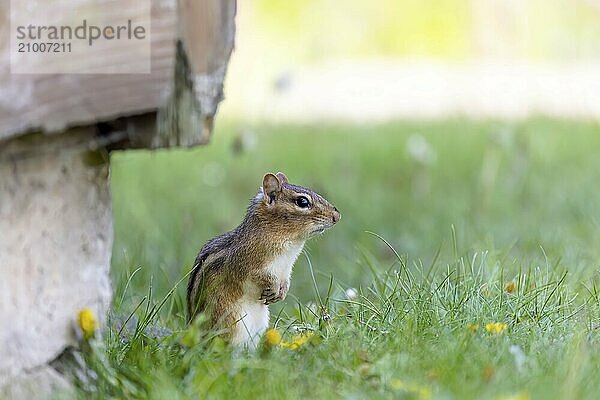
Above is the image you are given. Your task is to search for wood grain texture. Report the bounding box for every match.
[0,0,236,147]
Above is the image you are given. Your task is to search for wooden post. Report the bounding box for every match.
[0,0,236,396]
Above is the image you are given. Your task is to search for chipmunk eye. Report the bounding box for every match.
[295,196,310,208]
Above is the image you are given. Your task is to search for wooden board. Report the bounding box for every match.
[0,0,236,146]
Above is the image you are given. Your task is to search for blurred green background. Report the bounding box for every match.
[219,1,600,124]
[248,0,600,61]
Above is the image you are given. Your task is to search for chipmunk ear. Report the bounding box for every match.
[275,172,289,184]
[262,173,282,204]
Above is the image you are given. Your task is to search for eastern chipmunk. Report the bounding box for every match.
[187,172,340,347]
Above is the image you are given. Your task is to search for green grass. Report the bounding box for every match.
[73,119,599,399]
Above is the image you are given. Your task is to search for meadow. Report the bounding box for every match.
[77,119,599,399]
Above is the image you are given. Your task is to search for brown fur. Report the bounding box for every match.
[187,172,340,341]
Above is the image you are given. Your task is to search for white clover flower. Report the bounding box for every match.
[407,134,436,165]
[345,288,358,300]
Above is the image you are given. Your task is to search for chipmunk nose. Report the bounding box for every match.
[332,207,341,223]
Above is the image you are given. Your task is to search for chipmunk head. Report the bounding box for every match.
[256,172,341,241]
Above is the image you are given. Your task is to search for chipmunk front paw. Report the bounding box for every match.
[260,280,289,305]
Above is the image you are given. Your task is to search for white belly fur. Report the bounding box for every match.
[232,296,270,348]
[264,241,305,284]
[232,241,305,348]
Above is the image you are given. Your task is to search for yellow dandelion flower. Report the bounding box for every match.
[77,308,97,339]
[466,323,479,333]
[485,322,507,334]
[505,281,517,294]
[482,365,495,382]
[497,391,530,400]
[390,379,406,390]
[264,328,282,346]
[280,332,314,350]
[417,386,432,400]
[389,379,432,400]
